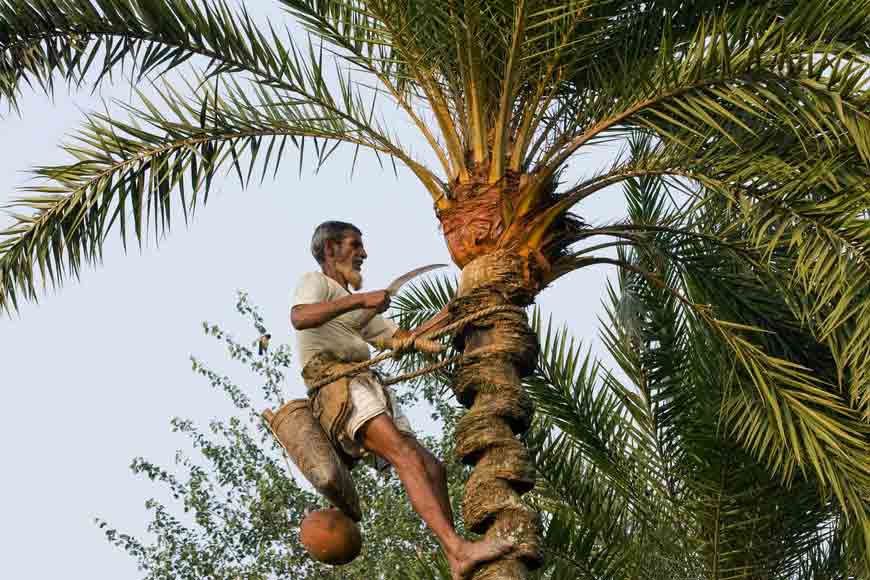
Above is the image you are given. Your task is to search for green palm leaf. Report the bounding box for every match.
[1,0,295,106]
[595,150,870,577]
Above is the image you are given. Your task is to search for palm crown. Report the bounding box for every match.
[2,1,870,578]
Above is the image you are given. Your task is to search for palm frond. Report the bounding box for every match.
[527,308,655,501]
[0,72,429,313]
[526,308,700,579]
[391,273,456,331]
[1,0,292,107]
[277,0,460,177]
[537,1,870,175]
[546,120,870,420]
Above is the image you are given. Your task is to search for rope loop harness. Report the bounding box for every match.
[307,304,525,390]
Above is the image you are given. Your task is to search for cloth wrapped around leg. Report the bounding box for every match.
[302,353,362,464]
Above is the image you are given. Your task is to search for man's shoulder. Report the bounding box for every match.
[293,271,329,302]
[293,271,345,305]
[297,270,327,284]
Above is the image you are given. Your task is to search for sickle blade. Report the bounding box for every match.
[386,263,448,295]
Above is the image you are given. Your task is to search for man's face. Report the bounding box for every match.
[328,230,367,290]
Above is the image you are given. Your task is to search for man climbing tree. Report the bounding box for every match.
[3,2,870,577]
[289,220,512,580]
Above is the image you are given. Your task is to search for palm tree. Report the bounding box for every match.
[521,154,870,579]
[2,2,869,578]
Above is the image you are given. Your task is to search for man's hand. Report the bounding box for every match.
[358,289,391,313]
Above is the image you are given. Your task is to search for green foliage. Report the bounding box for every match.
[589,161,868,578]
[3,5,870,463]
[388,274,460,400]
[99,268,868,579]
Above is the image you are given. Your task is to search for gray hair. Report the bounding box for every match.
[311,221,362,265]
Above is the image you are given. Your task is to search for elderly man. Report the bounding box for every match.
[291,220,512,579]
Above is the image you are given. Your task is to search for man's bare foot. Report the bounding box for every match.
[446,536,514,580]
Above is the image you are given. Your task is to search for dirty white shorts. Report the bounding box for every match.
[342,372,415,462]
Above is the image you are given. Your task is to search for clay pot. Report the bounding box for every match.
[300,508,362,565]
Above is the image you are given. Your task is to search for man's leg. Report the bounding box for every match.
[358,414,512,580]
[408,437,454,528]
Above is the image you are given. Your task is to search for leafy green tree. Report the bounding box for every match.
[98,292,458,580]
[3,2,870,578]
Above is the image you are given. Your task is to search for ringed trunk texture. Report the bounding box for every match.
[452,251,543,579]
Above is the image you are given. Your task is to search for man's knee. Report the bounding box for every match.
[359,415,416,462]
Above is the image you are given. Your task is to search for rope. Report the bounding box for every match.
[307,304,525,390]
[382,355,461,386]
[382,344,508,386]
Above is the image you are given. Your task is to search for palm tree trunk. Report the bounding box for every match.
[451,251,543,579]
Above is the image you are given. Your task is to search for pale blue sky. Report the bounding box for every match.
[0,4,627,578]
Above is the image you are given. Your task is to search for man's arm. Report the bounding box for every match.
[291,290,391,330]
